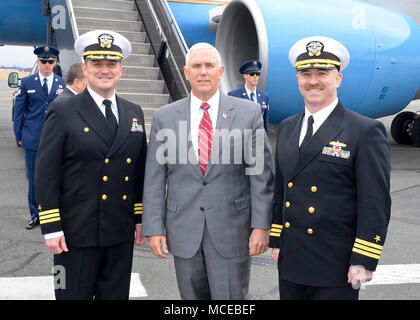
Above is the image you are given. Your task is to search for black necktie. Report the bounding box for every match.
[103,99,118,136]
[42,78,48,97]
[250,92,255,102]
[299,115,314,152]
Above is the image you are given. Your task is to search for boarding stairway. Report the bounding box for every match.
[71,0,179,136]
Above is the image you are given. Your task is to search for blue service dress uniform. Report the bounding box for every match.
[13,72,65,220]
[269,102,391,298]
[228,87,269,133]
[34,89,147,299]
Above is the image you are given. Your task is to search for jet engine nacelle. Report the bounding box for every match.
[216,0,420,124]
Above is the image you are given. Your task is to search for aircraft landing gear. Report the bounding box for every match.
[390,111,420,147]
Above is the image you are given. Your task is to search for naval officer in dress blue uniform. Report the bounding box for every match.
[13,46,65,230]
[35,30,147,300]
[228,60,270,133]
[269,36,391,300]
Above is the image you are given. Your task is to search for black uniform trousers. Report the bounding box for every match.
[279,271,359,300]
[54,241,134,300]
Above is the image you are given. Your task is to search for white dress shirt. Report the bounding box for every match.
[190,90,220,158]
[298,98,338,147]
[38,72,54,95]
[87,86,119,123]
[244,85,257,103]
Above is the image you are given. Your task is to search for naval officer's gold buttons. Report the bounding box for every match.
[102,194,107,200]
[125,176,129,182]
[103,176,108,182]
[285,201,291,208]
[84,127,90,132]
[122,195,127,200]
[285,222,291,228]
[105,158,110,164]
[311,186,318,192]
[288,182,293,188]
[308,206,315,214]
[307,228,314,235]
[126,158,132,164]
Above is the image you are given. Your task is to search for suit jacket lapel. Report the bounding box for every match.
[76,89,115,148]
[285,112,303,169]
[290,102,345,180]
[32,73,44,98]
[107,95,132,157]
[176,97,203,178]
[48,75,59,100]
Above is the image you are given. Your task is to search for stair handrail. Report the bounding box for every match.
[134,0,190,101]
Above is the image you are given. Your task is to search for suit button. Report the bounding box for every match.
[285,222,290,228]
[102,194,107,200]
[311,186,318,192]
[285,201,291,208]
[308,207,315,214]
[103,176,108,182]
[288,182,293,188]
[105,158,110,164]
[200,207,204,211]
[122,195,127,200]
[126,158,132,164]
[307,228,314,235]
[125,176,129,182]
[203,180,208,185]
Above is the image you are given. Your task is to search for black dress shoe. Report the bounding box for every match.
[26,216,39,230]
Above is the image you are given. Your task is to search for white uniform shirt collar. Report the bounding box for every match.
[244,85,257,102]
[299,98,338,146]
[67,86,78,95]
[39,72,54,93]
[87,86,119,123]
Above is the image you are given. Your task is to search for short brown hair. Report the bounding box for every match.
[65,63,84,85]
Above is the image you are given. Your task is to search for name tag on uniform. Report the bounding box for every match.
[27,90,36,93]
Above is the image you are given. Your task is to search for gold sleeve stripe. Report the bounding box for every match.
[40,217,61,225]
[271,228,282,233]
[352,248,380,260]
[271,224,283,229]
[39,213,60,221]
[134,211,142,215]
[39,209,59,216]
[134,203,143,207]
[353,243,382,255]
[355,238,383,250]
[270,232,281,237]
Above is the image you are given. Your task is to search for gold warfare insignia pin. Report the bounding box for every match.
[322,141,350,159]
[306,41,324,57]
[374,235,381,243]
[329,140,347,148]
[98,33,114,49]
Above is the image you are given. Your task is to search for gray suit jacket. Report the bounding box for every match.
[142,93,274,259]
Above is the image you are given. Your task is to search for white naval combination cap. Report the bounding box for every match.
[288,36,350,72]
[74,29,132,61]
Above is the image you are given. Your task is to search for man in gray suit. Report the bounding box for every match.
[142,43,274,300]
[57,63,87,99]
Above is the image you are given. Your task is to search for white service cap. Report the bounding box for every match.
[289,36,350,71]
[74,29,131,61]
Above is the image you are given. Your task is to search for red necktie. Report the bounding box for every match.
[198,102,213,175]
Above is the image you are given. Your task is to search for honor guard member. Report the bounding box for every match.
[34,30,147,300]
[13,46,65,230]
[228,59,270,133]
[269,36,391,300]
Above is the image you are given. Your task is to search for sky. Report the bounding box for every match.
[0,45,37,68]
